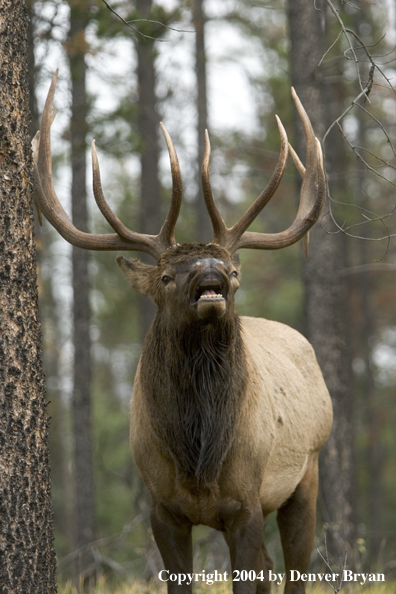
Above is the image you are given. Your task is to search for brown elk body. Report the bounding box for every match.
[33,72,333,594]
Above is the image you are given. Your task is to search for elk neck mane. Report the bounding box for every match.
[140,311,248,486]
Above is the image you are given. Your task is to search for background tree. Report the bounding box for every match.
[0,1,57,591]
[288,0,356,559]
[134,0,162,337]
[66,0,97,584]
[193,0,211,242]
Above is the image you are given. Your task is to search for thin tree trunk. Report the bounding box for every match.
[287,0,356,560]
[67,2,96,583]
[194,0,211,243]
[134,9,163,573]
[352,49,383,558]
[135,0,161,338]
[0,2,57,591]
[360,260,383,560]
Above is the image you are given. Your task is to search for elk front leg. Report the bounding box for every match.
[276,454,319,594]
[256,540,274,594]
[225,503,265,594]
[150,501,193,594]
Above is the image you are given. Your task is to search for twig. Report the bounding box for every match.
[101,0,193,42]
[317,533,348,593]
[58,514,143,568]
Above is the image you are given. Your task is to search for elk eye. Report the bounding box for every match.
[162,275,172,285]
[230,270,238,278]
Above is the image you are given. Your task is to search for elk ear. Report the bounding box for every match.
[116,256,156,298]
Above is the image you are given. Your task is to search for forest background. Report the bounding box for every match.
[27,0,396,588]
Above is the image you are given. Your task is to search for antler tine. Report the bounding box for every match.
[202,130,228,245]
[91,140,164,256]
[290,87,322,220]
[91,139,125,234]
[288,142,306,178]
[223,88,325,253]
[34,70,108,249]
[201,118,289,252]
[288,141,309,256]
[157,123,183,248]
[33,71,174,259]
[224,115,289,252]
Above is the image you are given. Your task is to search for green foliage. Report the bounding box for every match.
[92,388,134,535]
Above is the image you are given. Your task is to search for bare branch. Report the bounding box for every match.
[324,0,367,93]
[101,0,193,42]
[335,118,396,187]
[318,1,396,248]
[317,534,348,594]
[318,29,343,67]
[58,514,143,568]
[126,18,193,35]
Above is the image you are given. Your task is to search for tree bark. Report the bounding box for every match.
[287,0,356,560]
[26,0,38,137]
[134,10,164,572]
[193,0,211,243]
[351,24,383,554]
[67,1,96,582]
[135,0,161,338]
[0,1,57,591]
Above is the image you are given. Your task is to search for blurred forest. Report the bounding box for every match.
[28,0,396,587]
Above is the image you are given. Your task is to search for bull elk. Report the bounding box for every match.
[33,71,332,594]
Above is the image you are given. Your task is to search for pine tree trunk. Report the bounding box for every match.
[0,2,57,591]
[26,0,38,136]
[135,0,161,338]
[353,68,382,560]
[287,0,356,559]
[194,0,211,243]
[67,1,96,582]
[349,5,384,561]
[134,8,163,574]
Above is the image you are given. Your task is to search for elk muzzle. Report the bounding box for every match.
[190,260,229,320]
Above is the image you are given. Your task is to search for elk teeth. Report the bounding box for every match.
[199,294,223,300]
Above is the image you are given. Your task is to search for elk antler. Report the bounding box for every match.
[32,70,183,261]
[202,88,326,254]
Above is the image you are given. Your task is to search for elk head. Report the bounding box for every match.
[117,242,240,326]
[32,70,325,312]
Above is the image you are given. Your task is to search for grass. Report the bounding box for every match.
[58,578,394,594]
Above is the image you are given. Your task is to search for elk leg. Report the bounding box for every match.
[150,501,193,594]
[225,504,265,594]
[255,540,273,594]
[276,454,319,594]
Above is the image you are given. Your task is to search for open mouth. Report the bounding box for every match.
[191,271,228,319]
[193,283,225,304]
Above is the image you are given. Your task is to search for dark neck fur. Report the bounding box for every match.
[140,313,247,486]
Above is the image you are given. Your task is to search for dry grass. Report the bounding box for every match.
[58,578,394,594]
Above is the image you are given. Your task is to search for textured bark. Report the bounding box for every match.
[348,5,383,560]
[353,82,382,559]
[0,1,57,591]
[67,1,96,580]
[287,0,356,558]
[360,258,382,559]
[134,9,163,572]
[135,0,161,337]
[194,0,211,243]
[26,0,38,137]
